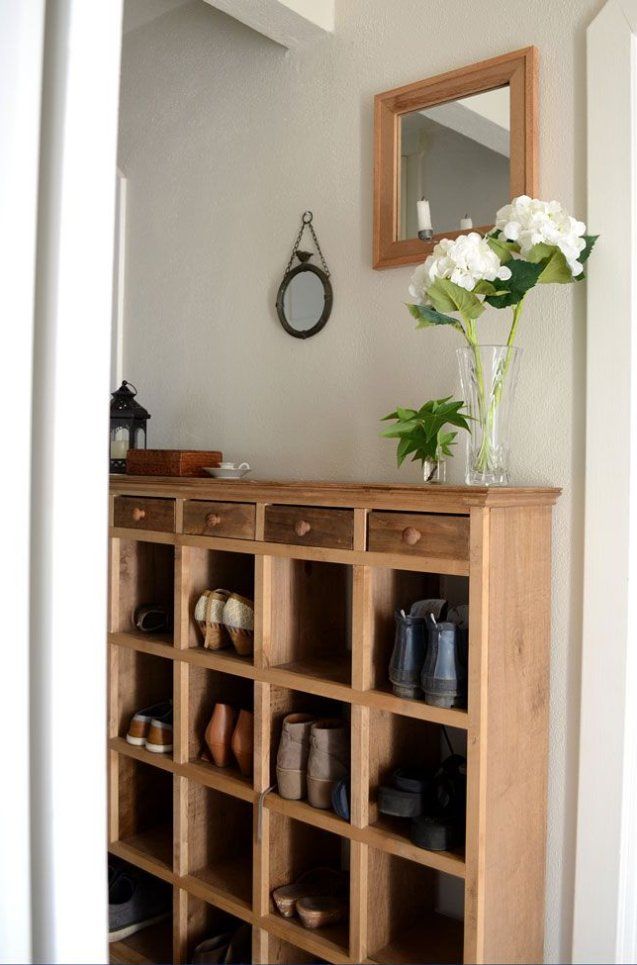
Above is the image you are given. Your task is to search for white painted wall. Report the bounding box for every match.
[118,1,602,958]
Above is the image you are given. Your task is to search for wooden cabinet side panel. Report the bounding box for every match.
[482,505,552,964]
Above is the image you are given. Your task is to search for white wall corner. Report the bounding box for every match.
[202,0,334,48]
[576,0,637,962]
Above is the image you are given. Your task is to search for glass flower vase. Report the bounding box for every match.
[456,344,521,486]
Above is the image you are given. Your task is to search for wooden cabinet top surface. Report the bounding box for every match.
[110,476,560,513]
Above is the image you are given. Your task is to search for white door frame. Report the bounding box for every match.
[1,1,123,961]
[575,2,637,961]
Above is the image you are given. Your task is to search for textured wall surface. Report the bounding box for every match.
[118,1,604,958]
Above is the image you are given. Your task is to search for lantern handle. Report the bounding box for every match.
[122,381,137,395]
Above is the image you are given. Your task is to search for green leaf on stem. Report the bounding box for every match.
[428,278,484,320]
[485,259,544,307]
[407,303,464,332]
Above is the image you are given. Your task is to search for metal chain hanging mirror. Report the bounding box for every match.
[276,211,333,339]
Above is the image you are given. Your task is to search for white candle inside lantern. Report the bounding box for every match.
[417,198,432,231]
[111,439,128,459]
[460,214,473,230]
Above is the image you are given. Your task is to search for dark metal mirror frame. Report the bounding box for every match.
[275,262,333,340]
[276,211,333,339]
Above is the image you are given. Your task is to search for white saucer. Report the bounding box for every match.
[204,467,251,479]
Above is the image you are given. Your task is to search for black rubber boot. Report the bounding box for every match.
[388,609,427,699]
[421,615,467,709]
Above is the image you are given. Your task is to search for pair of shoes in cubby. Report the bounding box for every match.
[108,857,171,942]
[276,715,349,814]
[126,699,173,753]
[389,599,469,707]
[195,589,254,655]
[378,752,467,852]
[272,868,348,930]
[192,922,251,964]
[202,703,253,777]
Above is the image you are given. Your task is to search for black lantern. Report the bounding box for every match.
[110,381,150,473]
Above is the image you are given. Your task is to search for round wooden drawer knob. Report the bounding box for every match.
[132,507,146,522]
[206,513,222,528]
[402,526,422,546]
[294,519,312,537]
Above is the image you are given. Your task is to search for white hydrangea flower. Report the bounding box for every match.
[495,195,587,276]
[408,232,512,303]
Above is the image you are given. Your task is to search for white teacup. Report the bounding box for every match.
[219,461,250,470]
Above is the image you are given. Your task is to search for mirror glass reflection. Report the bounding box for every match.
[282,270,326,332]
[398,86,510,240]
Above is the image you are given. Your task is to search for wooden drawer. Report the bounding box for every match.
[113,496,175,533]
[183,500,255,539]
[264,505,354,549]
[368,511,469,560]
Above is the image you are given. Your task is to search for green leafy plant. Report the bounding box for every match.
[381,397,471,476]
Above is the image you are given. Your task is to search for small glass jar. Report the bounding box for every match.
[422,456,446,484]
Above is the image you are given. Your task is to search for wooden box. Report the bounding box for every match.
[125,449,222,477]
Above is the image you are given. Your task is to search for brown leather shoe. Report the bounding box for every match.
[276,713,315,800]
[230,709,254,777]
[204,704,237,768]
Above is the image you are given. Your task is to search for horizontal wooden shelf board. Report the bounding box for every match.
[108,918,172,965]
[181,759,255,802]
[108,631,175,659]
[262,665,355,703]
[177,533,471,575]
[361,688,468,729]
[111,526,176,545]
[110,475,561,511]
[260,913,351,964]
[367,912,464,964]
[179,645,257,679]
[265,793,352,838]
[180,871,254,924]
[109,737,175,773]
[109,834,174,885]
[363,818,465,878]
[264,794,465,878]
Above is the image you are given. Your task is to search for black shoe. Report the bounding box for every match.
[410,754,466,852]
[331,776,350,821]
[377,767,432,818]
[109,864,171,942]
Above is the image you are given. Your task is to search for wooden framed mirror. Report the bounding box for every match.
[373,47,538,269]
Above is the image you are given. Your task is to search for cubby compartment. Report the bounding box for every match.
[110,915,173,965]
[268,685,350,818]
[114,647,173,748]
[366,851,464,964]
[267,812,350,957]
[115,539,175,646]
[187,664,254,793]
[186,547,255,665]
[116,757,173,874]
[368,568,469,700]
[367,709,466,866]
[183,893,251,964]
[186,782,253,913]
[269,557,352,686]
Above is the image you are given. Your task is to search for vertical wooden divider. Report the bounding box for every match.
[174,500,189,962]
[351,510,371,964]
[464,507,490,965]
[253,503,271,963]
[108,537,121,847]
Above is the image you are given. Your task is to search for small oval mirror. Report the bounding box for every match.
[276,262,333,339]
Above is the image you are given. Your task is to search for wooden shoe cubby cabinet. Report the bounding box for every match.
[107,478,559,965]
